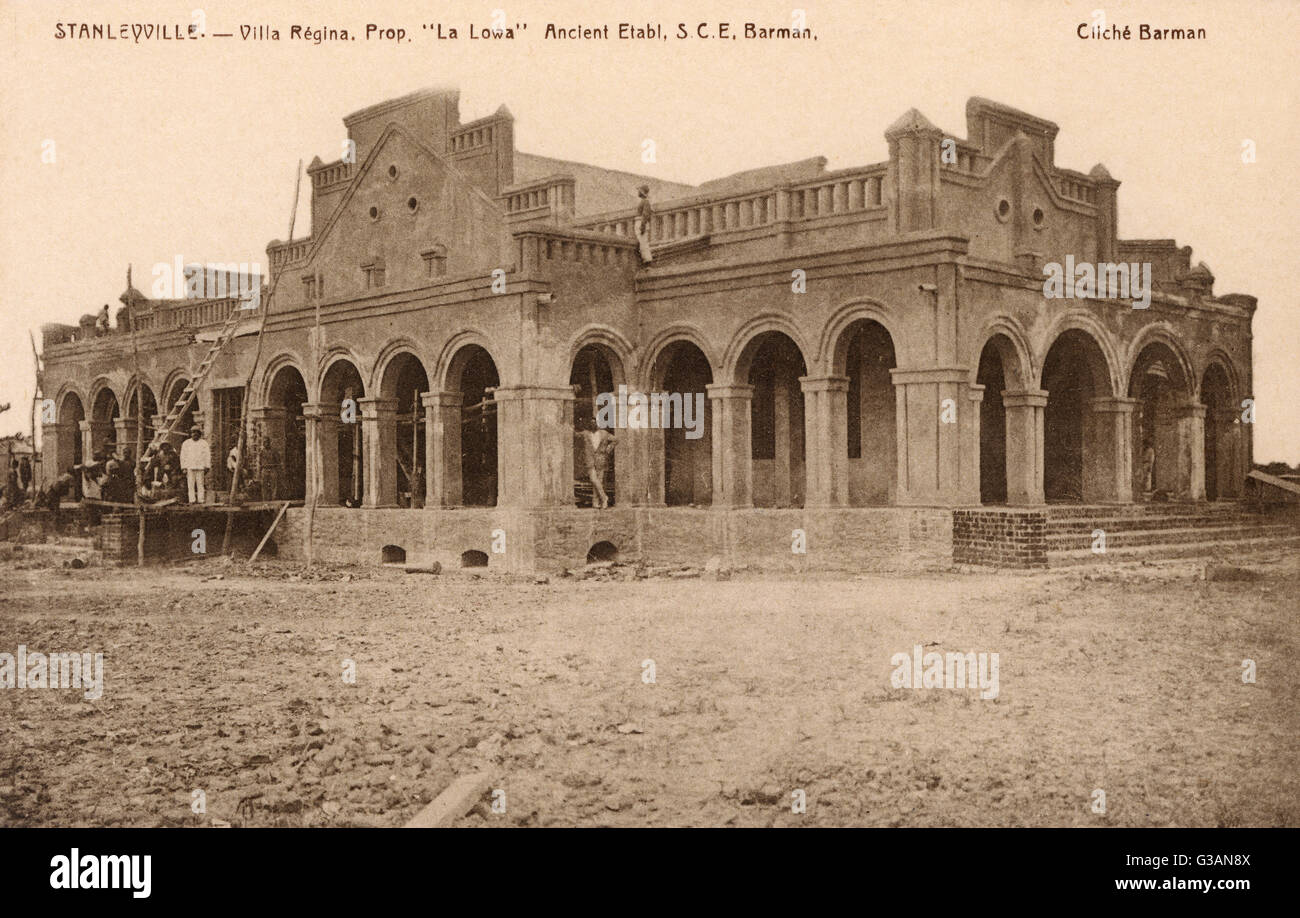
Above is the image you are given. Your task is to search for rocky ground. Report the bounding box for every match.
[1,549,1297,827]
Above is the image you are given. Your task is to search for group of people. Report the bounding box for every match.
[4,426,285,522]
[2,455,34,509]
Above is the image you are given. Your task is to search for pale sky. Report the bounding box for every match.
[2,0,1297,461]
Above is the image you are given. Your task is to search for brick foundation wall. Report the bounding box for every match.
[99,510,277,564]
[275,505,956,574]
[952,508,1047,568]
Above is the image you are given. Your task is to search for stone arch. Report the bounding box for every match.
[55,384,87,423]
[89,379,118,419]
[568,325,636,386]
[975,331,1028,505]
[53,386,86,480]
[1123,324,1196,399]
[434,330,503,393]
[970,317,1034,391]
[87,380,120,459]
[377,346,431,508]
[571,340,628,508]
[259,352,309,406]
[647,337,714,506]
[317,347,366,404]
[319,355,366,507]
[1198,348,1242,404]
[1041,326,1119,502]
[722,314,812,384]
[828,318,898,506]
[1128,334,1197,500]
[1200,358,1239,500]
[732,329,808,508]
[370,338,430,396]
[818,299,910,375]
[1034,311,1122,396]
[641,324,719,392]
[438,340,500,507]
[264,362,310,501]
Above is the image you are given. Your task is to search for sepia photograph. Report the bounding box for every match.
[0,0,1296,900]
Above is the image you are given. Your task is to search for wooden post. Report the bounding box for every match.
[224,160,302,555]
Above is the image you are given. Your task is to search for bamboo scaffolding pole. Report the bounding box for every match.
[222,160,302,556]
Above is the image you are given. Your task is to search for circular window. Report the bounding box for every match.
[368,205,380,221]
[407,197,419,213]
[1032,207,1045,228]
[387,165,399,180]
[996,199,1011,222]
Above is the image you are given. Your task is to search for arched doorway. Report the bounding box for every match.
[447,345,499,507]
[976,335,1021,504]
[1042,329,1112,502]
[90,386,119,458]
[124,383,158,459]
[739,332,806,508]
[837,320,896,506]
[570,344,618,507]
[1128,342,1192,499]
[320,358,365,507]
[1201,363,1236,501]
[59,392,85,471]
[652,340,712,506]
[380,352,430,508]
[267,365,308,501]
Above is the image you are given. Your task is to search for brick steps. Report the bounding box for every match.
[1048,522,1297,551]
[1048,533,1300,566]
[1044,501,1299,565]
[1046,511,1252,536]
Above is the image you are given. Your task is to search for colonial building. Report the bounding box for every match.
[37,89,1258,569]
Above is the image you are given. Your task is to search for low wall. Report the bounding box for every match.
[952,508,1048,568]
[275,505,955,574]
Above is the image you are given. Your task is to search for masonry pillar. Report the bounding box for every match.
[302,403,340,506]
[43,422,75,476]
[773,380,792,506]
[1176,401,1206,500]
[80,419,112,460]
[358,396,399,508]
[706,383,753,509]
[422,391,461,507]
[113,416,139,460]
[1083,396,1137,504]
[1001,389,1047,505]
[891,367,975,505]
[491,386,575,508]
[799,375,849,508]
[963,385,984,504]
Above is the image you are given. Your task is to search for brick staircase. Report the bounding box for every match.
[1046,502,1300,565]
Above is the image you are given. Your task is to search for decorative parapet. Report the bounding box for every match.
[308,158,352,191]
[514,227,639,273]
[267,237,313,271]
[500,174,576,224]
[449,112,506,154]
[576,163,888,244]
[42,294,256,355]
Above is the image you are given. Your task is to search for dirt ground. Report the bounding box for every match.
[2,550,1297,827]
